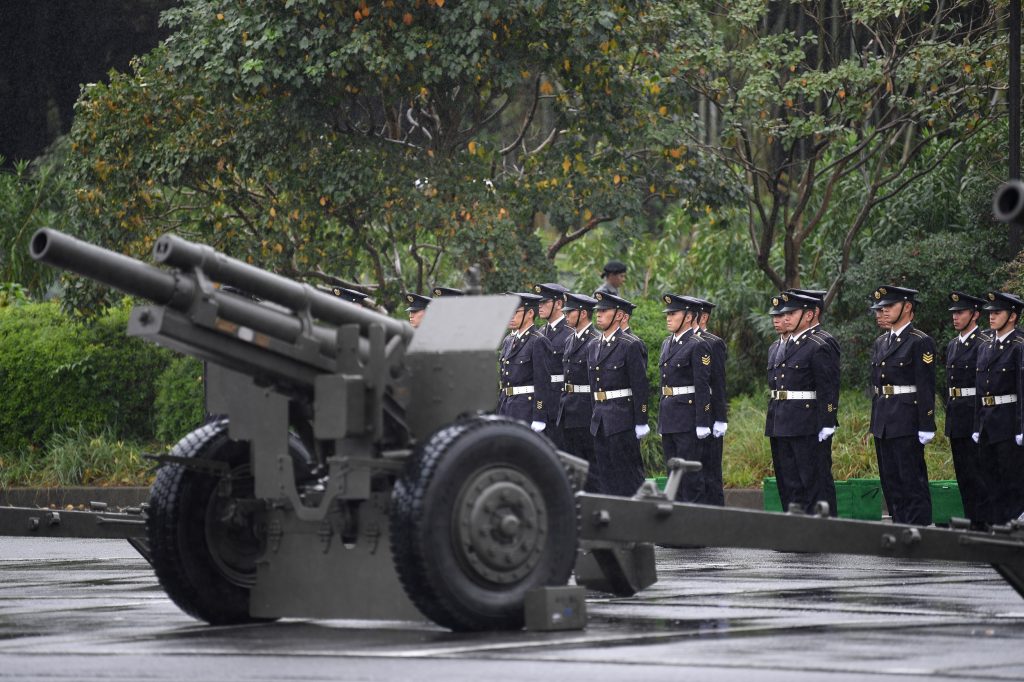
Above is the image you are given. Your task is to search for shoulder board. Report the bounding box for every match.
[909,329,929,339]
[1012,336,1024,345]
[804,334,826,347]
[875,332,888,342]
[618,333,637,344]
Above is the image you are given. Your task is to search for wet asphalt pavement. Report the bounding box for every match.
[1,537,1023,681]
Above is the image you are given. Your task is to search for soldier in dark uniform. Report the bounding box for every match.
[404,293,431,329]
[690,297,727,506]
[557,293,601,490]
[765,292,840,514]
[497,292,555,433]
[432,286,464,297]
[657,294,714,501]
[534,283,573,448]
[784,288,840,514]
[787,288,841,356]
[588,291,651,495]
[869,285,936,526]
[944,292,988,526]
[972,291,1024,524]
[595,260,627,297]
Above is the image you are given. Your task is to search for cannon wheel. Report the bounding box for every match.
[390,416,578,631]
[147,419,313,625]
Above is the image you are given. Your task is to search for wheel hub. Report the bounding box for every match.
[455,466,548,585]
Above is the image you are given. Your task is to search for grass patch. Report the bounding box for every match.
[0,424,156,489]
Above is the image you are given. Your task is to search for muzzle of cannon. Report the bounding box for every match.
[993,179,1024,224]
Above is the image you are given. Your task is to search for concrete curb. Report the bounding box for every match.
[1,486,767,510]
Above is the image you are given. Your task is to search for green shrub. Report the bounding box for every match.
[154,355,205,443]
[0,300,172,459]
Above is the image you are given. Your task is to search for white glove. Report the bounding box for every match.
[1017,434,1023,447]
[696,426,711,439]
[530,421,546,432]
[971,432,980,444]
[918,431,934,445]
[712,421,728,438]
[635,424,651,439]
[817,427,835,442]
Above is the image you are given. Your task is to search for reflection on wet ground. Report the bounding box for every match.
[1,539,1023,680]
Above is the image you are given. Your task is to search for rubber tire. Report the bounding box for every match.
[390,416,578,631]
[147,420,313,625]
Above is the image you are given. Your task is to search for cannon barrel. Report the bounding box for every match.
[29,229,396,361]
[993,180,1024,224]
[153,233,410,342]
[30,228,195,308]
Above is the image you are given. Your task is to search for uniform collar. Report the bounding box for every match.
[996,328,1016,343]
[548,315,565,330]
[959,325,978,343]
[575,323,593,339]
[890,321,911,338]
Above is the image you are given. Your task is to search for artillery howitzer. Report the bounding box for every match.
[8,228,1024,632]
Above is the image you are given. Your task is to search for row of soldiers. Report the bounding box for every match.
[394,279,1024,529]
[490,285,728,502]
[767,284,1024,528]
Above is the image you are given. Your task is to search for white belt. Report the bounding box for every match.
[550,374,565,383]
[662,386,695,396]
[981,394,1017,406]
[770,390,817,400]
[502,385,534,396]
[594,388,633,401]
[949,387,976,398]
[564,384,591,393]
[875,385,916,396]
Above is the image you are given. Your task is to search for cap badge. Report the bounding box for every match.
[772,297,779,306]
[433,288,441,296]
[664,295,671,304]
[406,294,414,303]
[595,293,603,300]
[781,294,789,302]
[951,293,959,302]
[333,287,342,296]
[879,287,887,295]
[533,285,541,293]
[874,291,881,300]
[989,292,996,301]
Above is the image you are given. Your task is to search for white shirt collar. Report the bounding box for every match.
[790,328,811,344]
[997,329,1016,343]
[548,315,565,330]
[602,329,618,342]
[575,323,593,339]
[959,325,978,343]
[890,321,911,337]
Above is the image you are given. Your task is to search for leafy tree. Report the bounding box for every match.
[658,0,1006,300]
[63,0,720,311]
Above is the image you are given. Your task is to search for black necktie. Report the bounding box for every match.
[887,333,897,349]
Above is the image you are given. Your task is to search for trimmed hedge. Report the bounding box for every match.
[154,355,205,442]
[0,301,172,458]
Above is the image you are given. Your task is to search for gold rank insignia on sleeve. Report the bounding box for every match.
[922,352,934,364]
[704,404,710,411]
[827,403,834,412]
[537,401,543,409]
[641,404,647,413]
[928,409,934,415]
[701,355,711,366]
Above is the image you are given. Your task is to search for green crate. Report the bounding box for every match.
[763,477,782,512]
[834,480,853,518]
[655,476,668,491]
[930,480,964,525]
[847,478,883,520]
